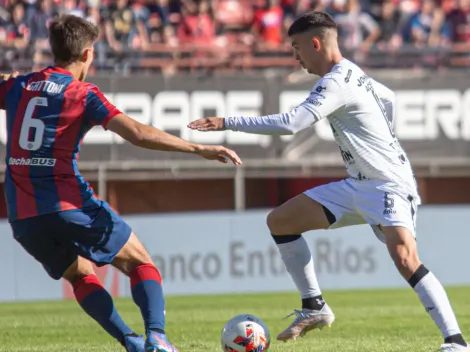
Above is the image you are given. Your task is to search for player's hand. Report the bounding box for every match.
[0,71,19,81]
[188,117,226,131]
[196,145,242,165]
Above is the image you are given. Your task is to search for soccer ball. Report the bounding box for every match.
[221,314,271,352]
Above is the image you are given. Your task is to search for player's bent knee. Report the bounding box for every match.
[266,208,282,234]
[62,257,96,285]
[267,195,331,235]
[112,232,154,276]
[266,207,296,235]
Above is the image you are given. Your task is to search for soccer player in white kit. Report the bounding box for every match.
[188,11,468,352]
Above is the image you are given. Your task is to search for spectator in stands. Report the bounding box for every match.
[85,3,100,25]
[145,0,170,32]
[6,2,29,48]
[28,0,57,40]
[0,0,468,72]
[146,8,166,43]
[284,0,319,31]
[393,0,420,42]
[143,0,181,46]
[177,0,215,45]
[84,2,108,70]
[104,0,149,53]
[165,0,184,27]
[62,0,84,17]
[409,0,451,47]
[376,0,403,51]
[86,0,100,8]
[214,0,253,45]
[447,0,470,42]
[281,0,295,17]
[252,0,285,47]
[334,0,381,55]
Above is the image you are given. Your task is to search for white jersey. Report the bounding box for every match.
[225,59,418,195]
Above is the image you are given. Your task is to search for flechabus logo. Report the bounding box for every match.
[8,157,56,166]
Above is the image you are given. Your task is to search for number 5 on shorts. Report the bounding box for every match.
[19,97,47,151]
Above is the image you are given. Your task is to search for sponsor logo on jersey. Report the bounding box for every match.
[354,172,367,181]
[357,74,371,87]
[316,86,326,93]
[383,192,396,214]
[306,97,322,106]
[345,69,352,83]
[339,146,355,165]
[8,157,56,167]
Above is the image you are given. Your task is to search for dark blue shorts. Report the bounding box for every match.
[10,201,132,280]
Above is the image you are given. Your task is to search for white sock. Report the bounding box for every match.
[414,271,462,338]
[276,236,321,299]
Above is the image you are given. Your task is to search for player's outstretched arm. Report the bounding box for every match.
[188,77,345,136]
[188,108,317,136]
[0,71,19,110]
[0,71,19,81]
[106,114,242,165]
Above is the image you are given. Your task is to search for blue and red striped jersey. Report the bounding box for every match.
[0,66,122,222]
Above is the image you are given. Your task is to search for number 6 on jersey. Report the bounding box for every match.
[19,97,48,151]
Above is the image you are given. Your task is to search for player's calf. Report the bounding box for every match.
[382,226,467,349]
[267,196,332,309]
[381,225,421,279]
[267,195,336,340]
[63,257,142,350]
[112,232,178,351]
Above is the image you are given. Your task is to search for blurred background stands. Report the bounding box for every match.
[0,0,469,74]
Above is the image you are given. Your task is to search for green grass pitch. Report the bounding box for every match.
[1,287,470,352]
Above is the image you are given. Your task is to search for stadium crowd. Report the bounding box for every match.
[0,0,469,72]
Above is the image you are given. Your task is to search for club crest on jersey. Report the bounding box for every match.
[383,192,396,214]
[316,86,326,93]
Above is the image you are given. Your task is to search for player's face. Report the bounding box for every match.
[290,33,321,75]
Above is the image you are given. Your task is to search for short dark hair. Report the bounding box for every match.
[288,11,338,37]
[49,15,99,65]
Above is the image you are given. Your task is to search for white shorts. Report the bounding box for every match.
[304,178,421,243]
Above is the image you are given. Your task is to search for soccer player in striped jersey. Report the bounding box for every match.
[189,11,468,352]
[0,14,241,352]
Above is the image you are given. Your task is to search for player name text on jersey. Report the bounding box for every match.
[26,81,65,94]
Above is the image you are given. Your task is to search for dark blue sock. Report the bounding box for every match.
[73,274,133,343]
[130,263,165,332]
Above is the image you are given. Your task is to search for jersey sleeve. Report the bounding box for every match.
[84,85,122,129]
[225,76,345,135]
[0,78,16,110]
[299,76,345,121]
